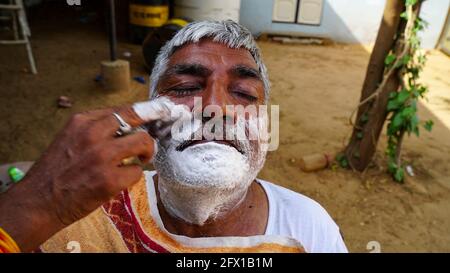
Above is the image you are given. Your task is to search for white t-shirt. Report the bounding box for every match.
[146,170,348,253]
[258,179,348,253]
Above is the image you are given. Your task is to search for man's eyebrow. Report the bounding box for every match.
[230,65,262,80]
[164,63,211,78]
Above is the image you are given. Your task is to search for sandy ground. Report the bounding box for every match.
[0,7,449,252]
[258,42,450,252]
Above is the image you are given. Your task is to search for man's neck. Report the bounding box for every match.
[153,175,269,238]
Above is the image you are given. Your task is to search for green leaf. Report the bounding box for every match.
[415,17,429,31]
[400,54,412,66]
[397,89,410,104]
[424,120,434,132]
[356,131,363,139]
[387,99,400,111]
[386,145,396,158]
[401,106,415,119]
[340,158,348,168]
[409,114,420,136]
[412,87,420,98]
[417,85,428,97]
[388,160,397,173]
[360,113,369,124]
[409,67,420,79]
[335,153,349,168]
[387,89,409,112]
[387,125,395,136]
[400,11,408,19]
[394,54,410,68]
[411,100,417,111]
[392,113,405,129]
[409,35,420,48]
[394,168,405,182]
[406,0,418,6]
[384,54,396,66]
[418,54,427,65]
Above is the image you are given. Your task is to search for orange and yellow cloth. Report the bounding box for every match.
[0,227,20,253]
[37,173,305,253]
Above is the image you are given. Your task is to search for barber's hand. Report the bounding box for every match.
[0,105,155,251]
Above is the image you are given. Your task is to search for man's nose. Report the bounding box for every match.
[201,80,237,126]
[202,80,228,113]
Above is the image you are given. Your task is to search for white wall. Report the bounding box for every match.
[240,0,450,48]
[419,0,449,48]
[174,0,241,23]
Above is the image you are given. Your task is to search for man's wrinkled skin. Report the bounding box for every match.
[0,38,269,251]
[155,39,269,237]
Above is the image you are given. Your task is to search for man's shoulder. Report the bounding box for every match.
[258,179,334,222]
[258,179,347,253]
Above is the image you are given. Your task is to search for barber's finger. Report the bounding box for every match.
[95,105,144,138]
[94,98,175,138]
[109,131,155,164]
[113,164,144,190]
[91,104,152,139]
[79,108,117,121]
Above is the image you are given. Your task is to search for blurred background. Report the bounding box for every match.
[0,0,449,252]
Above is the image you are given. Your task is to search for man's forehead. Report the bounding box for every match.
[167,39,258,69]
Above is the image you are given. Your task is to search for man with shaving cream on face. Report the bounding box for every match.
[0,21,347,253]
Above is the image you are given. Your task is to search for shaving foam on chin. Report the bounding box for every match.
[156,142,252,225]
[154,124,268,225]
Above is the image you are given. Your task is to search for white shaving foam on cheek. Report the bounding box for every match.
[131,97,194,154]
[132,97,174,122]
[132,97,193,124]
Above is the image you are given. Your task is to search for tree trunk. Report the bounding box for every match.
[344,0,405,171]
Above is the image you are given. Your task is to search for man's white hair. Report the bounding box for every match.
[149,20,270,102]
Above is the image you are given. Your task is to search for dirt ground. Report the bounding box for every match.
[0,6,449,252]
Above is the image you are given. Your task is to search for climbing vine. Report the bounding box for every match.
[338,0,433,182]
[385,0,433,182]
